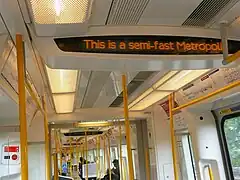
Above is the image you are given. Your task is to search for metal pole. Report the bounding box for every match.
[25,81,44,114]
[58,133,63,175]
[169,93,178,180]
[76,143,79,175]
[119,122,123,180]
[97,136,100,178]
[54,130,59,179]
[43,96,51,180]
[80,144,83,158]
[69,139,73,177]
[85,130,89,180]
[53,153,59,180]
[107,137,112,180]
[122,74,134,180]
[145,148,151,180]
[16,34,29,180]
[49,126,53,177]
[82,144,85,161]
[220,22,229,63]
[173,80,240,112]
[60,152,63,175]
[104,139,107,173]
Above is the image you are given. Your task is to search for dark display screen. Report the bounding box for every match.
[4,156,10,159]
[54,35,240,55]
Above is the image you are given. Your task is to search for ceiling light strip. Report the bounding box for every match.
[130,69,210,111]
[53,93,75,113]
[29,0,93,24]
[46,66,78,93]
[76,121,113,128]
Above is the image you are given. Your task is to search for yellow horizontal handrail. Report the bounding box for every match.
[173,80,240,112]
[223,50,240,65]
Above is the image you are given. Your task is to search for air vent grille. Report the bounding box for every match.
[110,71,155,107]
[182,0,232,27]
[106,0,150,25]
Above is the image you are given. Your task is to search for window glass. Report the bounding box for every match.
[224,116,240,179]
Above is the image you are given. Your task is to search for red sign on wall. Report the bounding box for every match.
[159,100,181,117]
[4,146,19,153]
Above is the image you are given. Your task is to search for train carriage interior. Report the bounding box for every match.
[0,0,240,180]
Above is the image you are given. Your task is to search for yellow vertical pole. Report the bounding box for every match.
[67,149,70,174]
[122,74,134,180]
[60,152,63,175]
[97,136,100,178]
[85,130,88,180]
[169,93,178,180]
[82,145,85,160]
[69,140,73,177]
[104,139,107,173]
[58,135,63,175]
[54,130,59,180]
[76,144,79,168]
[107,137,112,180]
[43,96,51,180]
[73,142,75,176]
[79,145,81,161]
[16,34,29,180]
[54,153,58,180]
[208,166,214,180]
[145,148,151,180]
[80,143,82,158]
[118,122,123,180]
[78,144,82,175]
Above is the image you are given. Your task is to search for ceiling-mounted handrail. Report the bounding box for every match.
[25,80,46,116]
[222,50,240,65]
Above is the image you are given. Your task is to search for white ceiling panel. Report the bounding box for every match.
[0,16,7,34]
[90,0,112,25]
[82,71,111,108]
[139,0,203,25]
[93,71,138,108]
[75,70,91,108]
[0,95,18,126]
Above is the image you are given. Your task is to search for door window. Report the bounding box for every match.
[223,116,240,179]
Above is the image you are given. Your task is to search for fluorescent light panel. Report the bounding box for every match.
[53,93,75,113]
[130,69,210,111]
[157,70,209,91]
[152,71,178,89]
[129,88,153,108]
[130,91,170,111]
[77,121,113,128]
[29,0,91,24]
[46,66,78,93]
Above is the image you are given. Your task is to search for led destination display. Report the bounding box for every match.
[54,35,240,55]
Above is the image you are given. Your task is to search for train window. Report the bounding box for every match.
[223,115,240,179]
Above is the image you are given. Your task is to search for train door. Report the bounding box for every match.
[213,103,240,180]
[176,132,197,180]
